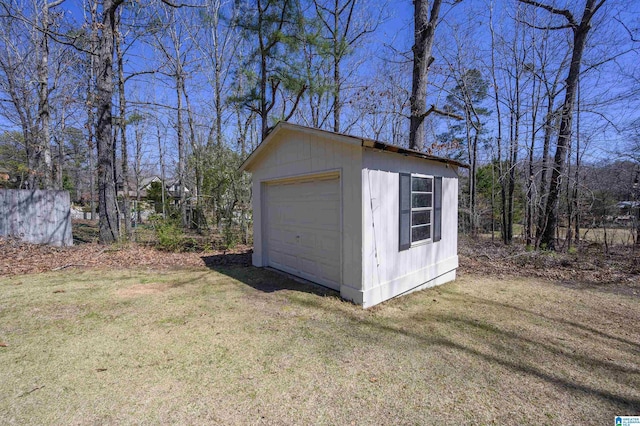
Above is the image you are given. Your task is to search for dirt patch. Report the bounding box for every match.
[115,283,172,298]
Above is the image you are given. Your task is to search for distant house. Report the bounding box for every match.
[140,175,162,192]
[615,201,640,224]
[116,175,158,199]
[240,122,467,308]
[165,180,193,206]
[617,201,640,212]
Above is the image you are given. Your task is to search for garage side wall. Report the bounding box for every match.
[361,149,459,307]
[249,129,363,299]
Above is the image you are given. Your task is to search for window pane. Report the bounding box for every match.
[412,225,431,242]
[412,193,432,208]
[412,177,432,192]
[412,211,431,226]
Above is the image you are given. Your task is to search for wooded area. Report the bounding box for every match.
[0,0,638,250]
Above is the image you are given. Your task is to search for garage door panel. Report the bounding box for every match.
[319,262,341,283]
[298,257,319,277]
[265,177,341,291]
[318,233,340,252]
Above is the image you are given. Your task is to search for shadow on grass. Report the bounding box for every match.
[437,288,640,352]
[320,292,640,413]
[201,250,640,413]
[287,287,640,413]
[200,251,338,298]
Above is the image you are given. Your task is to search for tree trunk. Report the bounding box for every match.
[259,43,268,140]
[535,95,555,247]
[183,84,203,230]
[519,0,604,250]
[409,0,442,151]
[157,123,166,218]
[525,67,539,247]
[333,3,341,133]
[176,73,187,228]
[35,0,54,189]
[115,16,131,240]
[538,0,600,250]
[85,0,98,220]
[572,78,582,246]
[489,2,507,244]
[96,0,123,244]
[470,129,479,236]
[135,125,143,224]
[55,102,66,190]
[506,104,519,243]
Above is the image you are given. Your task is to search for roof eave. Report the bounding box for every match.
[238,121,469,172]
[361,139,469,169]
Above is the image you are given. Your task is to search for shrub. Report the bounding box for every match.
[221,220,240,250]
[150,215,186,252]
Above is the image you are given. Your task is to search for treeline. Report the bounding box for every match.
[460,159,639,247]
[0,0,637,249]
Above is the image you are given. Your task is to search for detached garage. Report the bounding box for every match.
[240,122,466,308]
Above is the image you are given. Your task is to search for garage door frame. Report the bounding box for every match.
[261,169,343,290]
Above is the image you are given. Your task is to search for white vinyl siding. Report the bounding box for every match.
[363,148,459,307]
[411,174,433,244]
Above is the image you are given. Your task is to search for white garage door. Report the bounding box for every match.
[265,176,341,290]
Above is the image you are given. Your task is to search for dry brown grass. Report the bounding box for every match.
[0,264,638,425]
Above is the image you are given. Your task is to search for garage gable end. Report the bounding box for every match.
[239,122,363,173]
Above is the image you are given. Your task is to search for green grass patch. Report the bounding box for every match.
[0,267,638,424]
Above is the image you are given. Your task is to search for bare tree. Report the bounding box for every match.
[115,10,132,239]
[197,0,239,148]
[33,0,65,189]
[96,0,124,243]
[519,0,606,250]
[152,5,195,227]
[0,0,64,189]
[84,0,98,220]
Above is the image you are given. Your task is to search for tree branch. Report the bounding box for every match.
[283,85,307,122]
[517,19,574,31]
[517,0,577,27]
[47,0,66,8]
[613,16,639,42]
[420,105,463,120]
[158,0,204,8]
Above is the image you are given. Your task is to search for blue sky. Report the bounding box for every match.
[2,0,639,171]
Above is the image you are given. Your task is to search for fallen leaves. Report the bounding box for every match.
[0,237,252,277]
[458,236,640,294]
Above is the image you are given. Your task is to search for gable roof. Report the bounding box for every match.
[239,122,469,172]
[139,175,161,189]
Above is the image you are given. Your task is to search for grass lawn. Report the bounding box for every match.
[0,264,638,424]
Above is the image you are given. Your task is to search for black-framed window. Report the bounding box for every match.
[410,175,433,243]
[400,173,442,250]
